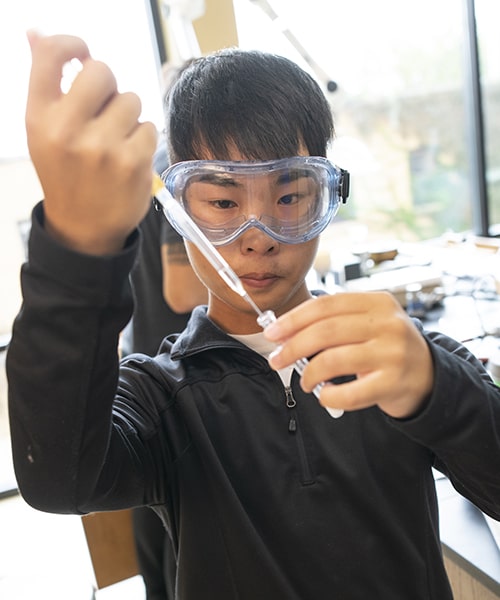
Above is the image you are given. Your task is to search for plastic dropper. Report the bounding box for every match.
[152,173,344,418]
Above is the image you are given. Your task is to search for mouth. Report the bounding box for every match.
[239,272,280,289]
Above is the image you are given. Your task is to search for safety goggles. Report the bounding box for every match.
[161,156,349,246]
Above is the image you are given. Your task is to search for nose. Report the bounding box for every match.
[239,226,278,255]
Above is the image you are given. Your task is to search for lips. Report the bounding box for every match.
[239,272,280,289]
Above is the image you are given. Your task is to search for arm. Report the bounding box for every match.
[396,328,500,518]
[7,33,157,512]
[7,205,142,512]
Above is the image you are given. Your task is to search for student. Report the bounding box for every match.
[7,32,500,599]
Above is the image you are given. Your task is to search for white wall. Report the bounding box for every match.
[0,159,42,335]
[0,0,165,336]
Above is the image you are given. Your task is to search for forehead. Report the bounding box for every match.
[196,140,311,162]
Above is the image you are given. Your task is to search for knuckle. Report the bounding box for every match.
[122,91,143,115]
[32,118,78,161]
[89,59,116,82]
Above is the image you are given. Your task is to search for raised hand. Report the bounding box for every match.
[25,31,158,255]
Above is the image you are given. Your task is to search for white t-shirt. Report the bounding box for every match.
[230,331,294,388]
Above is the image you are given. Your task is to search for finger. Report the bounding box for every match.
[92,91,144,140]
[67,59,118,121]
[318,372,383,413]
[295,312,416,392]
[318,367,425,418]
[120,119,159,187]
[297,343,374,393]
[27,33,91,106]
[264,293,370,342]
[268,313,376,371]
[305,328,433,417]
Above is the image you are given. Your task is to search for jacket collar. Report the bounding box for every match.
[171,290,327,361]
[170,305,248,360]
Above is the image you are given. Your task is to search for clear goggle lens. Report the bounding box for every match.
[162,156,349,245]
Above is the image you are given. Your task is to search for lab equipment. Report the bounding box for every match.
[161,156,349,246]
[152,173,344,419]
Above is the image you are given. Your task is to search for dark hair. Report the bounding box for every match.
[164,48,334,163]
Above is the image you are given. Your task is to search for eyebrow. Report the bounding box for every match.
[276,169,315,187]
[195,168,315,187]
[196,173,242,187]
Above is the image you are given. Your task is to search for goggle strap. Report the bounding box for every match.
[340,169,350,203]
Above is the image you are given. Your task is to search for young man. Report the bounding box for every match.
[7,33,500,599]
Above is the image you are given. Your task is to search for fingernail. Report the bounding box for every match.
[26,29,42,50]
[268,345,283,368]
[263,320,281,341]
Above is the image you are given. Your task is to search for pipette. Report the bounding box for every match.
[152,173,344,418]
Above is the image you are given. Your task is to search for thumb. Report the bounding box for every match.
[26,28,42,51]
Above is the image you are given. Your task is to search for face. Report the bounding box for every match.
[185,148,320,334]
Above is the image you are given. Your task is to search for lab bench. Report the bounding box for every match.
[438,475,500,599]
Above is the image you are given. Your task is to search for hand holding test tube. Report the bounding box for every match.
[152,173,344,419]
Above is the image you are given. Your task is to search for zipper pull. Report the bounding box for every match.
[285,386,297,433]
[285,386,296,408]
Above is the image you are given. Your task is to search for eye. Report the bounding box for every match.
[211,199,237,209]
[278,193,299,206]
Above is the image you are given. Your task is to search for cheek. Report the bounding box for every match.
[185,242,229,295]
[293,239,319,273]
[185,243,212,286]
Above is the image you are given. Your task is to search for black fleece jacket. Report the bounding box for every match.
[7,203,500,599]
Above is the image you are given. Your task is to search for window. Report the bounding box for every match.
[476,0,500,231]
[0,0,163,158]
[0,0,164,335]
[233,0,498,243]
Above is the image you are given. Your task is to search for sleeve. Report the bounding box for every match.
[6,202,146,514]
[389,326,500,519]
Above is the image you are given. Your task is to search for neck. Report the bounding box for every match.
[207,285,313,334]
